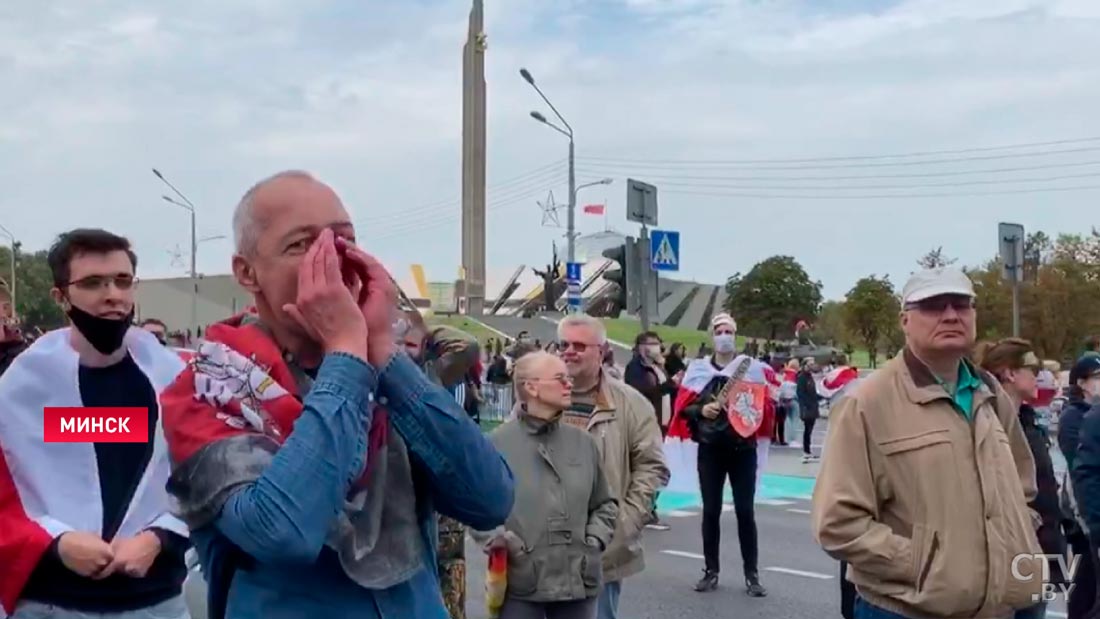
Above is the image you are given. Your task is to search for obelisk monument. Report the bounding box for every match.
[460,0,487,316]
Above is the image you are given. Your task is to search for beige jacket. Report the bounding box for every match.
[812,350,1043,619]
[578,373,669,583]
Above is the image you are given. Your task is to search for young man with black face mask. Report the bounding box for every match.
[0,229,190,619]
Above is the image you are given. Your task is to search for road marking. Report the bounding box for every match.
[787,508,812,514]
[755,499,795,506]
[666,509,697,518]
[463,316,512,340]
[662,550,705,561]
[764,567,832,580]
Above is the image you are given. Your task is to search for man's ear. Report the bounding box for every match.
[233,254,261,293]
[50,287,67,308]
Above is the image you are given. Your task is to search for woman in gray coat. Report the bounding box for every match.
[474,351,619,619]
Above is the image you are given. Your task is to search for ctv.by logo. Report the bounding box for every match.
[1011,554,1080,602]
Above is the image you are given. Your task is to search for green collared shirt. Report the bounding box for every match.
[934,361,984,420]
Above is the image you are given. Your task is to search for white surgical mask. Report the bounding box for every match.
[713,334,736,354]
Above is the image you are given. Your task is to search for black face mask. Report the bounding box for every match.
[67,304,134,355]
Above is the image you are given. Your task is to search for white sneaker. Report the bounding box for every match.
[801,454,813,463]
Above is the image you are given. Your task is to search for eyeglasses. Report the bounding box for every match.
[525,374,574,386]
[558,340,591,353]
[904,296,975,313]
[63,274,136,291]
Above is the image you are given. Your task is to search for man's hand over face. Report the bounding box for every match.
[337,238,399,368]
[283,229,369,362]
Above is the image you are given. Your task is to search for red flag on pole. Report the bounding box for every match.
[582,204,605,215]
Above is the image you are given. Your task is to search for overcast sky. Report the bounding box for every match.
[1,0,1097,300]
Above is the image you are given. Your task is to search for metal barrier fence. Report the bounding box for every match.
[479,383,514,423]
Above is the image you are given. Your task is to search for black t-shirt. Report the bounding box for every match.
[22,354,188,612]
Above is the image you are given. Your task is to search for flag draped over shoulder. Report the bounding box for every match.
[819,366,860,399]
[662,355,772,493]
[160,313,428,593]
[0,328,188,614]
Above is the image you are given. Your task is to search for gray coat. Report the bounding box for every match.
[474,411,619,603]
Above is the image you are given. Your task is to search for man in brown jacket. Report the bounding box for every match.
[557,314,670,619]
[812,267,1044,619]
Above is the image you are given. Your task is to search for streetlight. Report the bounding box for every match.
[0,224,17,315]
[520,66,581,311]
[575,178,613,200]
[153,169,201,335]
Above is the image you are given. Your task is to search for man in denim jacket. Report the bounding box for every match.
[161,171,514,619]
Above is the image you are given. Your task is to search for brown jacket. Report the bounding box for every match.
[812,350,1043,619]
[579,373,669,583]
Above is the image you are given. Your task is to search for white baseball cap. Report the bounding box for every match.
[902,267,976,305]
[711,312,737,331]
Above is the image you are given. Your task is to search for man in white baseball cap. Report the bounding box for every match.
[813,267,1043,619]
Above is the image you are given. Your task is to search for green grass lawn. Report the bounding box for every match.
[601,318,751,355]
[427,315,500,344]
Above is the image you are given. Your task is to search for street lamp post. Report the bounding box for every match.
[521,67,585,311]
[153,168,202,337]
[0,225,17,315]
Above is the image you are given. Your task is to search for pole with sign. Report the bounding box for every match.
[565,262,583,313]
[626,179,659,330]
[998,222,1025,337]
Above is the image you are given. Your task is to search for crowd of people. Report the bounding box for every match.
[2,171,1100,619]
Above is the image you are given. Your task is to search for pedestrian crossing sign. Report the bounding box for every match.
[650,229,680,272]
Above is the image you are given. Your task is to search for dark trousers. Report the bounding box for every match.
[698,444,758,575]
[803,417,817,455]
[840,562,856,619]
[774,405,787,444]
[1068,531,1098,619]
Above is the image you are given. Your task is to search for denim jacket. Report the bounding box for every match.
[190,352,514,619]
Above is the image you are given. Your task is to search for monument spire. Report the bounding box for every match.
[460,0,487,316]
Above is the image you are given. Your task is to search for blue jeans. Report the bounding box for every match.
[12,596,190,619]
[853,598,909,619]
[597,581,621,619]
[784,401,801,444]
[1014,602,1046,619]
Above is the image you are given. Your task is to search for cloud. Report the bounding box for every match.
[0,0,1097,302]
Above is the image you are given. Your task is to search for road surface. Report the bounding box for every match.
[183,421,1071,619]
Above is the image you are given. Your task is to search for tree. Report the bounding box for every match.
[1023,231,1052,282]
[917,246,957,270]
[0,247,64,331]
[843,275,900,369]
[814,300,852,347]
[969,238,1100,362]
[724,256,823,341]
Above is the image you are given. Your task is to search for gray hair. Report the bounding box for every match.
[232,170,316,256]
[557,314,607,345]
[512,350,554,403]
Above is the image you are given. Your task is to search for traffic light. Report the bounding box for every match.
[603,237,640,315]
